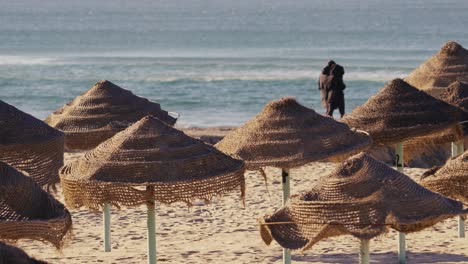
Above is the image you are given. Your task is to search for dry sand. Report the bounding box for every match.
[13,149,467,264]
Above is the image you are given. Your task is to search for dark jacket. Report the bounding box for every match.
[318,64,345,110]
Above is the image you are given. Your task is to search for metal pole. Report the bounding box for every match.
[398,232,406,264]
[395,142,406,264]
[282,168,291,264]
[147,186,156,264]
[451,142,458,158]
[457,140,464,154]
[456,140,465,238]
[459,216,466,238]
[103,203,111,252]
[359,239,370,264]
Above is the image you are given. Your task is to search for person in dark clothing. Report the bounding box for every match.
[318,60,346,118]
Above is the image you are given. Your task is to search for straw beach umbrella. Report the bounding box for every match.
[426,80,468,149]
[421,150,468,238]
[260,153,467,264]
[405,41,468,90]
[405,40,468,165]
[0,161,72,248]
[342,79,464,146]
[59,115,245,264]
[405,81,468,166]
[215,97,372,264]
[45,80,177,150]
[341,78,465,263]
[0,100,64,188]
[0,242,47,264]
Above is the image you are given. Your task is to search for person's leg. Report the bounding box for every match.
[338,92,345,118]
[326,104,334,117]
[339,101,345,118]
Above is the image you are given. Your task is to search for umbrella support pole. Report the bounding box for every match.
[457,140,465,238]
[398,232,406,264]
[457,140,464,154]
[147,186,156,264]
[451,141,465,238]
[282,168,291,264]
[359,239,370,264]
[395,142,406,264]
[451,142,459,157]
[458,216,465,238]
[103,203,111,252]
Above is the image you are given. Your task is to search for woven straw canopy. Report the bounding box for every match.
[421,150,468,204]
[60,115,245,210]
[405,41,468,89]
[0,242,47,264]
[45,80,177,150]
[259,153,466,251]
[215,97,372,170]
[0,100,64,188]
[426,81,468,113]
[0,162,72,248]
[404,81,468,147]
[341,78,465,145]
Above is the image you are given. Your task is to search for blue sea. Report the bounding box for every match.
[1,0,467,127]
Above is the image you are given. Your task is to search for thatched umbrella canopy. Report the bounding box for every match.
[405,41,468,90]
[0,242,47,264]
[45,80,177,150]
[421,150,468,204]
[60,115,245,208]
[341,78,465,145]
[425,81,468,135]
[260,153,466,253]
[216,97,372,264]
[425,81,468,109]
[0,100,64,188]
[215,97,372,170]
[0,161,72,249]
[342,78,466,262]
[60,115,245,263]
[403,81,468,162]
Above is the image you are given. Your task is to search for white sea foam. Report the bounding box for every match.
[0,56,59,65]
[137,70,407,82]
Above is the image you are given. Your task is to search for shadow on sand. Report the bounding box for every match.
[270,251,468,263]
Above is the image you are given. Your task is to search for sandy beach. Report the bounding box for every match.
[14,137,468,264]
[2,1,468,263]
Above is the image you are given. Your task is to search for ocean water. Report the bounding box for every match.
[0,0,467,127]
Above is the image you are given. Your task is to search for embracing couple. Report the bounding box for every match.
[318,60,346,118]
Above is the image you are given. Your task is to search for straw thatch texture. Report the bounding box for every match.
[403,81,468,159]
[341,79,465,145]
[215,97,372,170]
[259,153,466,251]
[421,150,468,204]
[45,80,177,150]
[0,162,72,248]
[425,80,468,134]
[0,242,47,264]
[425,81,468,109]
[405,41,468,89]
[60,116,245,210]
[0,100,64,188]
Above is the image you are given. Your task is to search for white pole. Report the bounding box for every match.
[398,232,406,264]
[282,168,291,264]
[359,239,370,264]
[395,142,406,264]
[451,142,459,157]
[459,216,466,238]
[147,186,156,264]
[456,140,465,238]
[103,203,111,252]
[457,141,464,154]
